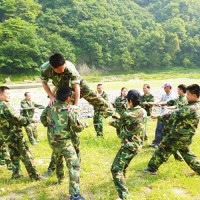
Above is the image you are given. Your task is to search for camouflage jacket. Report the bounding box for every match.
[40,61,84,88]
[94,91,108,112]
[110,105,147,151]
[20,99,45,118]
[113,96,129,115]
[0,100,31,142]
[159,101,200,138]
[166,94,187,109]
[161,94,187,136]
[40,101,85,143]
[140,93,154,116]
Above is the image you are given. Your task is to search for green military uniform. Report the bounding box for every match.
[0,139,12,170]
[93,91,108,137]
[40,101,86,195]
[163,94,188,160]
[113,96,129,136]
[110,105,147,199]
[140,93,154,116]
[166,94,187,108]
[140,93,154,141]
[114,96,129,115]
[40,61,112,111]
[46,130,81,174]
[20,99,44,145]
[0,100,40,180]
[147,101,200,174]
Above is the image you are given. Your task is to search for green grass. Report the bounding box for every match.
[0,118,200,200]
[1,66,200,84]
[1,71,200,199]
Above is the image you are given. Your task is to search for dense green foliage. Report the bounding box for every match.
[0,0,199,73]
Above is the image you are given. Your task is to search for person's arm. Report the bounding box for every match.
[4,103,32,126]
[42,82,56,105]
[73,83,80,106]
[69,111,85,132]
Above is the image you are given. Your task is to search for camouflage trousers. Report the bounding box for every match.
[50,139,80,195]
[148,135,200,174]
[6,135,40,180]
[48,132,81,172]
[111,146,138,199]
[24,123,38,145]
[93,110,103,137]
[0,139,12,170]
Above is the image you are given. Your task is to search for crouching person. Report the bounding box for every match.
[109,90,147,200]
[40,86,86,200]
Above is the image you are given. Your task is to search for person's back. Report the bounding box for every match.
[43,101,84,141]
[109,89,147,199]
[40,85,85,200]
[119,105,147,149]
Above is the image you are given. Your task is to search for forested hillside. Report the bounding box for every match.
[0,0,199,73]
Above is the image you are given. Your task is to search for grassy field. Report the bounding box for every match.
[0,71,200,200]
[0,118,200,200]
[1,67,200,84]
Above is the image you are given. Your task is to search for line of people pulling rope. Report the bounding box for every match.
[1,53,200,200]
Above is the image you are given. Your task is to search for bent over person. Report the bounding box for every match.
[109,89,147,199]
[40,53,113,117]
[40,86,86,200]
[145,84,200,175]
[0,86,42,180]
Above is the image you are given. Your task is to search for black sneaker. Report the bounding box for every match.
[144,168,157,175]
[69,194,85,200]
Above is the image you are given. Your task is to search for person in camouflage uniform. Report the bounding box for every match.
[0,139,12,170]
[140,84,154,116]
[163,84,188,161]
[166,84,188,109]
[0,86,42,180]
[140,84,154,141]
[40,53,113,115]
[113,87,129,115]
[20,92,45,145]
[93,84,108,137]
[46,130,81,176]
[40,86,86,200]
[145,84,200,175]
[109,89,147,199]
[113,87,129,136]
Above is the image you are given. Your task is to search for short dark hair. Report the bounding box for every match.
[143,84,150,89]
[49,53,65,68]
[178,84,186,93]
[126,89,141,106]
[186,84,200,98]
[97,83,102,87]
[0,86,9,93]
[24,92,30,96]
[56,86,72,102]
